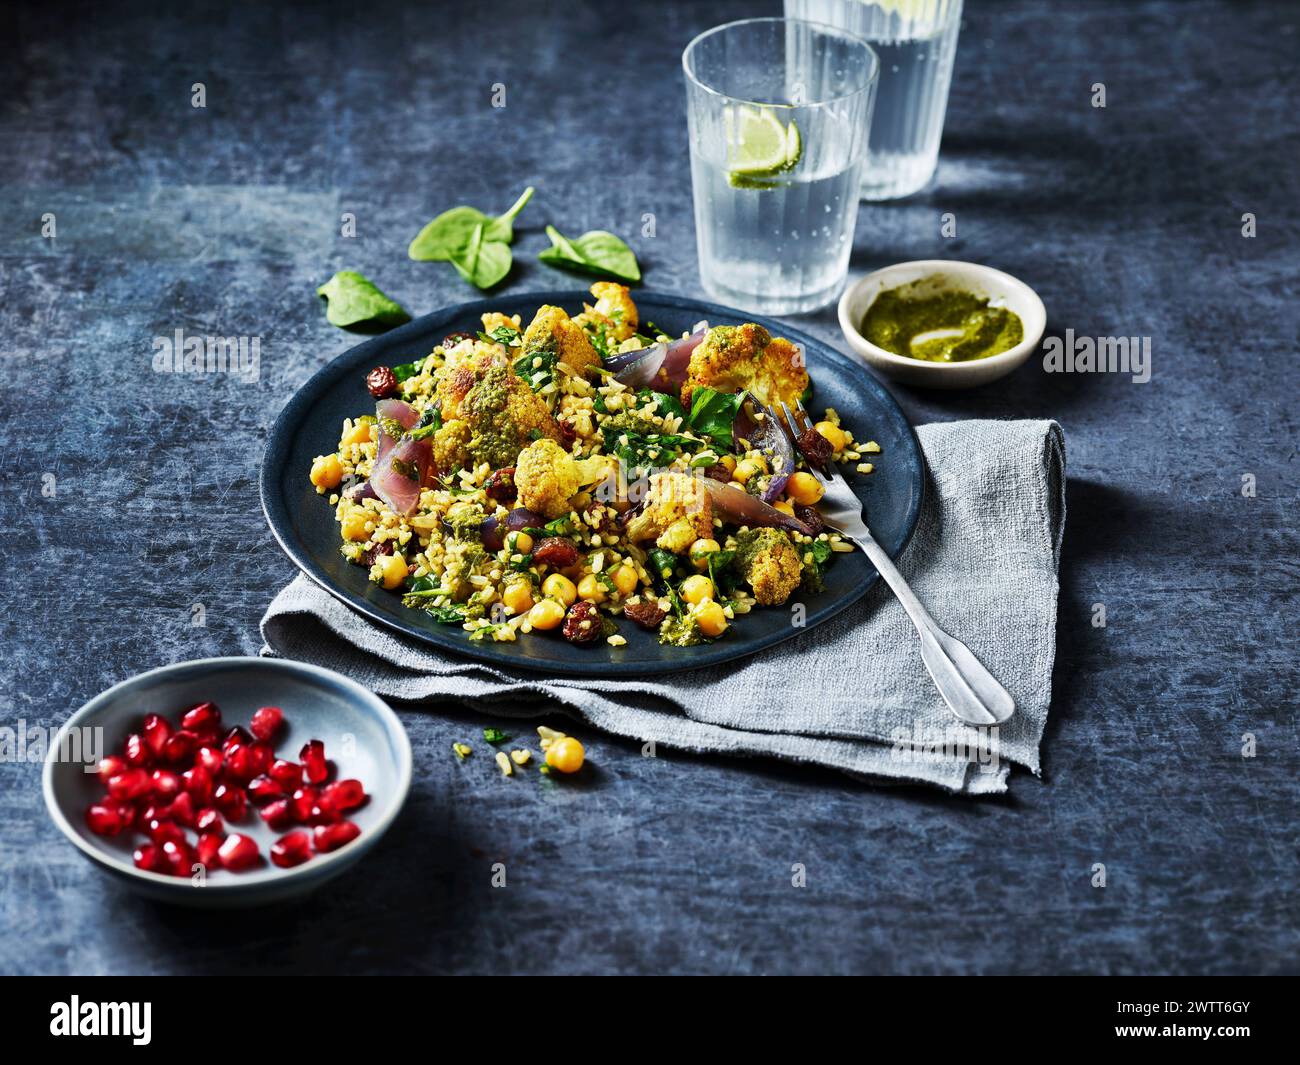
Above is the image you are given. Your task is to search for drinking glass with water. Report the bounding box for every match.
[682,17,879,315]
[786,0,963,200]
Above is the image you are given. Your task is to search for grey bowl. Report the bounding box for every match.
[43,657,412,907]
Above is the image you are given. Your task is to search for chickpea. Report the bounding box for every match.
[509,531,534,555]
[341,509,370,542]
[680,574,714,606]
[814,421,847,452]
[377,553,408,590]
[786,471,825,505]
[577,573,607,603]
[693,600,728,638]
[610,564,638,596]
[732,459,761,485]
[545,736,585,774]
[542,573,577,606]
[718,454,738,476]
[528,599,566,630]
[689,538,720,572]
[772,500,796,517]
[502,582,534,615]
[310,454,343,491]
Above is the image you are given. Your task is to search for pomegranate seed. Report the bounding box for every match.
[223,744,255,783]
[135,802,163,830]
[182,765,214,804]
[323,779,367,813]
[181,701,221,736]
[168,791,197,827]
[195,807,224,834]
[222,726,254,753]
[270,831,313,868]
[291,786,320,823]
[196,832,223,869]
[85,803,125,836]
[195,745,223,774]
[312,821,360,853]
[269,759,303,789]
[114,800,138,826]
[251,706,284,741]
[161,839,196,877]
[213,783,247,821]
[259,798,295,831]
[248,741,273,776]
[133,844,162,872]
[300,739,329,785]
[123,733,152,768]
[247,775,283,806]
[147,819,187,847]
[106,768,151,801]
[151,768,182,799]
[218,833,260,871]
[96,754,127,785]
[162,730,198,766]
[141,713,173,755]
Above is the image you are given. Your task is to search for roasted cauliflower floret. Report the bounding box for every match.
[625,472,713,554]
[515,438,612,518]
[515,439,582,519]
[521,305,601,380]
[434,365,559,471]
[734,527,803,606]
[480,311,522,336]
[681,323,809,410]
[575,282,639,344]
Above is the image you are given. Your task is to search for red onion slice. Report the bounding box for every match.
[700,477,813,535]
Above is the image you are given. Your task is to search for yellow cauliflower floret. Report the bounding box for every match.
[480,311,522,335]
[735,528,803,606]
[575,282,639,344]
[681,323,809,410]
[625,472,713,553]
[521,305,601,379]
[435,365,559,471]
[515,439,582,519]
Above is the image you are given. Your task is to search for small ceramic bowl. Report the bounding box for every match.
[837,260,1046,389]
[44,657,412,907]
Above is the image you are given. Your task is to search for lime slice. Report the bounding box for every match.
[725,106,801,183]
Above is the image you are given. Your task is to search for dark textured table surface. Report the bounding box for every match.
[2,0,1296,975]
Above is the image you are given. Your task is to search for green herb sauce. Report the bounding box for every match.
[862,282,1024,363]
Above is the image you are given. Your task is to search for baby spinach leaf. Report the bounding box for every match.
[392,357,427,382]
[538,225,641,283]
[638,388,686,423]
[449,223,513,289]
[686,387,745,449]
[316,271,411,330]
[407,187,534,261]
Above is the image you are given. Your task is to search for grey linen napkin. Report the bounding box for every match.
[261,419,1066,795]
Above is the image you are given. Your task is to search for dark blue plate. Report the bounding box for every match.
[261,291,924,676]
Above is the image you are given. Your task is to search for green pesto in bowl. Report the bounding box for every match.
[861,280,1024,363]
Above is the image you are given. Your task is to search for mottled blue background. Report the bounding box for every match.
[1,0,1296,974]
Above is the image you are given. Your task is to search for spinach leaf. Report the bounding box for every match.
[800,539,835,594]
[392,357,427,382]
[538,225,641,283]
[449,222,512,289]
[647,549,679,585]
[686,387,745,450]
[407,187,534,261]
[638,388,686,422]
[316,271,411,330]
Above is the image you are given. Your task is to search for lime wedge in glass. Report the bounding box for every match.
[725,106,802,188]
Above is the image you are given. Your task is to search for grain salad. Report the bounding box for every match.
[307,284,875,649]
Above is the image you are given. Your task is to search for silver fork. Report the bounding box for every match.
[773,399,1015,726]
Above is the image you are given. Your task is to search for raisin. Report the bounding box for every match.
[701,463,731,483]
[532,537,579,569]
[622,598,666,630]
[792,503,824,536]
[555,418,577,449]
[485,467,516,503]
[361,541,394,567]
[562,601,603,644]
[366,366,398,399]
[796,426,833,471]
[442,331,475,349]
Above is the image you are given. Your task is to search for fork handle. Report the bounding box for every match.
[853,532,1015,726]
